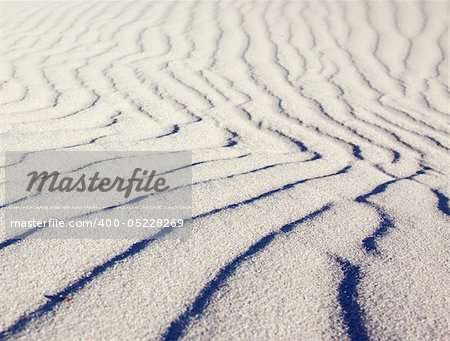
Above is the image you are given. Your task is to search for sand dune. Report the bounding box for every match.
[0,1,449,340]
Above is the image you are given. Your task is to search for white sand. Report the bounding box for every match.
[0,1,449,340]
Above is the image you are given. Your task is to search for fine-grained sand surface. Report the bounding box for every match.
[0,1,449,340]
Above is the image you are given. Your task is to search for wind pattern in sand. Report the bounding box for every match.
[0,1,449,340]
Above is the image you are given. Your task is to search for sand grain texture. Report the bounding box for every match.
[0,1,449,340]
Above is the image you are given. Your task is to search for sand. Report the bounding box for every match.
[0,1,449,340]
